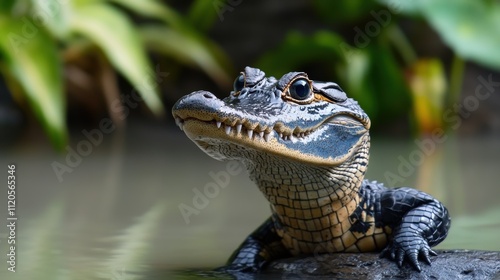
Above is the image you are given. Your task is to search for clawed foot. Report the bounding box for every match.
[380,234,437,272]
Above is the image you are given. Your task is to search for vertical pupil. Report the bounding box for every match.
[234,74,245,92]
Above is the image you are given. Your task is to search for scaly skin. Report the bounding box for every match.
[172,67,451,272]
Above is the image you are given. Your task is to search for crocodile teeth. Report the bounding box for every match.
[264,132,271,142]
[225,125,232,135]
[207,118,308,142]
[236,124,242,134]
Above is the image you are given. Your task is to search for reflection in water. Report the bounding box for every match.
[0,123,498,279]
[95,203,166,280]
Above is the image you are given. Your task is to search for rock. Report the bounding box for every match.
[266,250,500,279]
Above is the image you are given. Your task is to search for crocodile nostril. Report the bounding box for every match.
[203,93,214,99]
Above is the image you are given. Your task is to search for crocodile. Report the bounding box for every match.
[172,67,451,272]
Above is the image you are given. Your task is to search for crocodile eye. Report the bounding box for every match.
[233,73,246,93]
[289,78,312,100]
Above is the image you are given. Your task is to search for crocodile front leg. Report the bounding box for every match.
[218,217,291,272]
[379,187,451,271]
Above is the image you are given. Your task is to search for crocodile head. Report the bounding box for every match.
[172,67,370,171]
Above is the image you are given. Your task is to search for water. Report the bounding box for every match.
[0,120,499,279]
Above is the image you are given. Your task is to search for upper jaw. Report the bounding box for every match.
[173,111,368,142]
[172,90,369,144]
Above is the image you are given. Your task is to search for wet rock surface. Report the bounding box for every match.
[266,250,500,279]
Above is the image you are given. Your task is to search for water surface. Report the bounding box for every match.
[0,121,498,279]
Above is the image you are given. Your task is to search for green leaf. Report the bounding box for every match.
[379,0,500,71]
[0,17,67,149]
[110,0,231,85]
[422,0,500,70]
[30,0,69,37]
[108,0,184,28]
[70,3,164,116]
[140,25,231,87]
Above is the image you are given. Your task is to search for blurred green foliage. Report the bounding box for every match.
[0,0,230,149]
[2,0,500,148]
[257,0,500,134]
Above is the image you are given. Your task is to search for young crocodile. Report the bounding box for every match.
[172,67,451,272]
